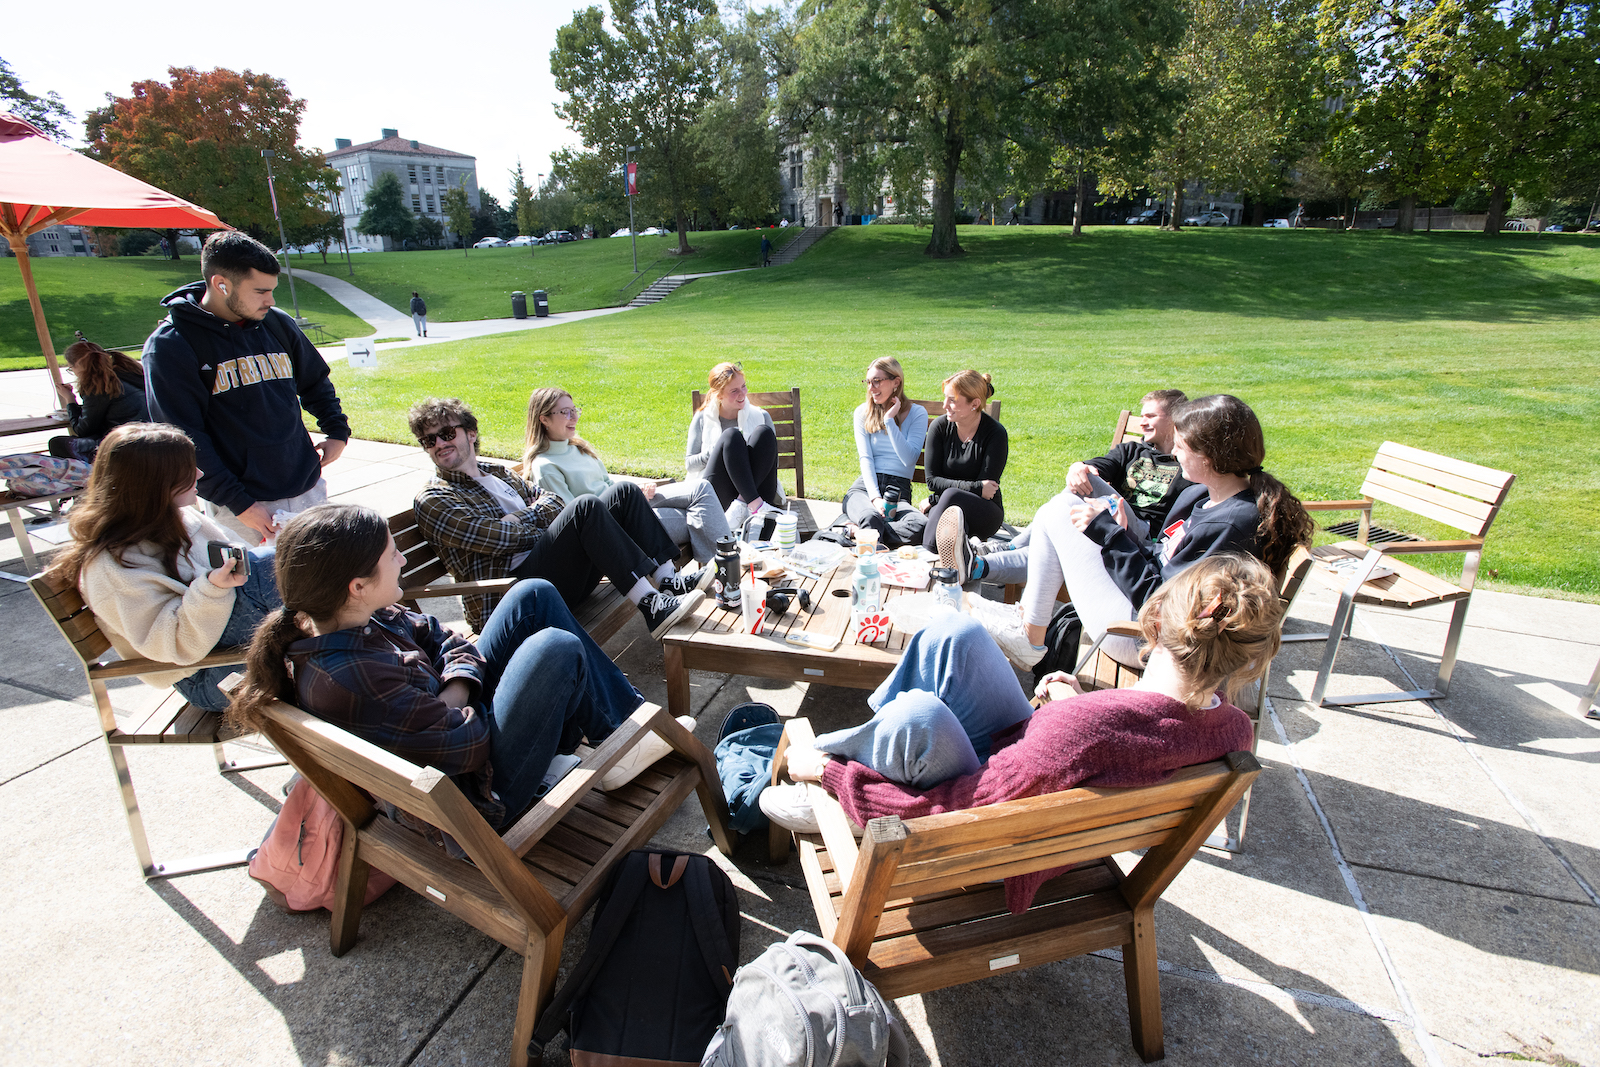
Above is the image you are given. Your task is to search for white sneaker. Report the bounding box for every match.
[534,753,583,798]
[969,597,1046,670]
[760,783,821,833]
[600,715,697,791]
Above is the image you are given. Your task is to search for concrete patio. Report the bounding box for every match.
[2,434,1596,1067]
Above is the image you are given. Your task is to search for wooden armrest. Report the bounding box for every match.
[813,789,863,887]
[89,645,248,680]
[1104,621,1141,637]
[400,577,516,599]
[1373,539,1483,555]
[1303,498,1372,511]
[773,717,816,786]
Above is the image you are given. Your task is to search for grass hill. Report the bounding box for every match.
[327,224,1600,598]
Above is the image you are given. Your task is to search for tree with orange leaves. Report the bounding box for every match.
[86,67,331,259]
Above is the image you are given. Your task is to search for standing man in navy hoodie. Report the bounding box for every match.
[143,231,351,544]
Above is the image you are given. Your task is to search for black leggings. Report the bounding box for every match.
[922,487,1004,551]
[512,482,677,607]
[703,424,780,510]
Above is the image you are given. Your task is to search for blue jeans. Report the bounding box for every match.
[174,547,279,712]
[813,613,1033,787]
[474,578,644,818]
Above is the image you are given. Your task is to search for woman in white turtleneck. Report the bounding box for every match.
[520,387,729,565]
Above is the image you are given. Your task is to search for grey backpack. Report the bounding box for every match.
[701,931,909,1067]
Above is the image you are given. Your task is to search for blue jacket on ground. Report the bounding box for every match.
[143,282,350,515]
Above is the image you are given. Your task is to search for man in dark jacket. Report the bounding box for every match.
[1064,388,1191,540]
[410,291,427,336]
[143,231,351,543]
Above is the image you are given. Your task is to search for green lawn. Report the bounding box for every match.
[289,229,785,323]
[326,224,1594,599]
[0,255,373,370]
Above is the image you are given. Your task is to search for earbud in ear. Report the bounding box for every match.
[219,284,228,295]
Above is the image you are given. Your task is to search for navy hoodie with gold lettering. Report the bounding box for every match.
[144,282,351,515]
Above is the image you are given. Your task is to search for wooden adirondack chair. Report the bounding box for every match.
[29,569,283,878]
[256,698,734,1067]
[1301,443,1515,706]
[769,717,1258,1063]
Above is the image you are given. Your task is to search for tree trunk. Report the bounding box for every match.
[924,110,964,258]
[1395,194,1415,233]
[1072,169,1086,237]
[1168,184,1185,230]
[1483,184,1510,234]
[164,228,182,260]
[675,203,694,255]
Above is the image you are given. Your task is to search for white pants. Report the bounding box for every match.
[203,478,328,546]
[1021,486,1143,667]
[412,312,427,335]
[648,479,728,563]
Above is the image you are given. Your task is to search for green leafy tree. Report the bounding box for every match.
[357,171,417,248]
[781,0,1186,257]
[284,206,346,263]
[550,148,630,234]
[1133,0,1328,229]
[417,216,446,247]
[1429,0,1600,233]
[553,0,722,254]
[511,161,538,236]
[86,66,327,257]
[0,56,73,141]
[691,5,787,226]
[443,180,473,254]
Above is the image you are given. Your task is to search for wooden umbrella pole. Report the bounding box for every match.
[5,233,66,400]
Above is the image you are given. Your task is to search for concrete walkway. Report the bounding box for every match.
[3,436,1598,1066]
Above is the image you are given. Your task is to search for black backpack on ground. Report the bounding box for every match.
[533,849,740,1065]
[1031,600,1083,688]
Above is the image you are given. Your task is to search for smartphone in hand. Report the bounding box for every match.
[206,541,250,580]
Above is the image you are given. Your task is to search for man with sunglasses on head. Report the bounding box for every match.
[408,398,708,640]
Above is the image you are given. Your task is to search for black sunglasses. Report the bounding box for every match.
[417,424,464,449]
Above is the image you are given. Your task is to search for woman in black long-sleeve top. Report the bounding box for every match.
[922,369,1008,554]
[48,340,150,462]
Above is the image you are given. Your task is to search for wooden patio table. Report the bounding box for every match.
[660,549,935,720]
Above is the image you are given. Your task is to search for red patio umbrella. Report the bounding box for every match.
[0,112,230,397]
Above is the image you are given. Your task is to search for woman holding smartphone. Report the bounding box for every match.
[47,423,280,711]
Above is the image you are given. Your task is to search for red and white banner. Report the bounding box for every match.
[626,161,638,196]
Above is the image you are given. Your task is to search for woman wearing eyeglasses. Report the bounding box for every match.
[684,362,785,530]
[844,356,928,548]
[521,387,730,566]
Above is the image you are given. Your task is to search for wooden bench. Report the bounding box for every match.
[1302,442,1515,706]
[770,717,1259,1063]
[388,508,638,645]
[257,697,733,1067]
[29,569,284,879]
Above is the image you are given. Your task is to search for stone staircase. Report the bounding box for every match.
[626,275,692,308]
[768,224,832,265]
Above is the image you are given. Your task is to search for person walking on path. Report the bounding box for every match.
[410,292,428,337]
[760,234,772,267]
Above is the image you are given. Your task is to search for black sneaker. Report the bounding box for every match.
[937,506,975,581]
[640,589,704,639]
[658,565,714,599]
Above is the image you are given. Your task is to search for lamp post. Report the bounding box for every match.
[534,171,544,257]
[260,149,303,322]
[625,145,641,273]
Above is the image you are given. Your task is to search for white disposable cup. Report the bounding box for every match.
[857,527,880,554]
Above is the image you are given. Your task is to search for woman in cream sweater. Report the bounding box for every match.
[47,423,280,711]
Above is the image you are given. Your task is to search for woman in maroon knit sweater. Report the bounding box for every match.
[764,554,1283,911]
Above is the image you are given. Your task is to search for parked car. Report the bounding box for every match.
[611,227,634,238]
[1262,218,1291,228]
[639,226,665,236]
[507,235,536,247]
[1183,210,1230,227]
[1125,208,1169,226]
[543,230,576,243]
[474,236,507,248]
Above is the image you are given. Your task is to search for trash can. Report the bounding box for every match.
[533,290,549,318]
[511,291,527,319]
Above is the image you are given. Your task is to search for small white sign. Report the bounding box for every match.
[346,338,377,367]
[989,954,1020,970]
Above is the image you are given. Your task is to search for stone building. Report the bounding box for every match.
[22,224,93,257]
[325,130,480,250]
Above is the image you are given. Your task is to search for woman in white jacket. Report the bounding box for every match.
[684,362,785,527]
[47,423,281,711]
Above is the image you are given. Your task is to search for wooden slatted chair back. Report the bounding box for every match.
[908,398,1002,485]
[691,387,805,497]
[1109,409,1142,449]
[389,507,452,595]
[30,571,115,725]
[1356,442,1514,542]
